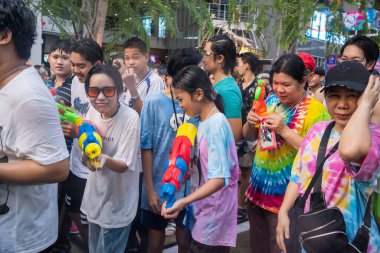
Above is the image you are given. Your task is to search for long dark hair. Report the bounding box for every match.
[172,66,224,113]
[85,64,124,97]
[208,34,237,75]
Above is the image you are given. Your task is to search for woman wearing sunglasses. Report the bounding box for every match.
[80,65,141,253]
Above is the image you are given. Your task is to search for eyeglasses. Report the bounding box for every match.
[87,87,116,98]
[201,50,217,57]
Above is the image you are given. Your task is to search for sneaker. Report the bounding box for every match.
[69,222,80,235]
[165,221,176,237]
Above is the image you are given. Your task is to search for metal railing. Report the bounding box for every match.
[206,3,253,23]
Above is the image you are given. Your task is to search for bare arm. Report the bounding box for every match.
[276,181,299,252]
[142,149,162,214]
[339,75,380,163]
[0,158,69,184]
[104,156,129,173]
[242,122,258,141]
[228,118,242,141]
[142,149,154,194]
[162,178,225,219]
[132,98,143,115]
[279,126,303,150]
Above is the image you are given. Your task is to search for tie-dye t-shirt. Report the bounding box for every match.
[291,121,380,253]
[246,93,330,213]
[190,113,239,247]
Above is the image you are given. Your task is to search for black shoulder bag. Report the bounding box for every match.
[285,121,372,253]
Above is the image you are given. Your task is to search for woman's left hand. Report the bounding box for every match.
[265,113,288,135]
[161,198,186,219]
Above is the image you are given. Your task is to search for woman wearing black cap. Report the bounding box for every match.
[276,61,380,253]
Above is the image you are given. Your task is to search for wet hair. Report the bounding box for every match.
[270,54,306,84]
[208,34,237,75]
[172,66,224,113]
[85,64,123,97]
[167,47,202,77]
[313,67,325,77]
[71,39,104,64]
[50,39,73,54]
[0,0,36,60]
[238,52,263,75]
[123,37,148,54]
[340,35,379,69]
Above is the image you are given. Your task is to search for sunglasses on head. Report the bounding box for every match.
[87,86,116,98]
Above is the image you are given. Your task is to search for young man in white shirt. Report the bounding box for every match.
[61,39,104,245]
[122,37,164,115]
[0,1,69,252]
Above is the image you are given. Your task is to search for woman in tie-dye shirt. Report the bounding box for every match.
[242,54,330,253]
[277,62,380,253]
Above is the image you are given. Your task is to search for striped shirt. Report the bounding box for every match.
[47,75,75,152]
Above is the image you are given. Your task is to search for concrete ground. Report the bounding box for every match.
[70,221,251,253]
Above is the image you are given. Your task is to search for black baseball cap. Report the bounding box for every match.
[324,61,370,92]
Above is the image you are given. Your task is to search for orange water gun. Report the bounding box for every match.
[253,79,267,116]
[253,80,267,127]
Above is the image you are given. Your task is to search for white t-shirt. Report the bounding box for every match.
[124,70,164,173]
[123,70,164,106]
[0,68,69,252]
[80,104,140,228]
[70,76,91,179]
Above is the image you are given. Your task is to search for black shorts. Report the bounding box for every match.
[140,208,186,231]
[65,171,87,213]
[189,239,230,253]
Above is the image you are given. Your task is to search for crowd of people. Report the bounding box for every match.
[1,1,380,253]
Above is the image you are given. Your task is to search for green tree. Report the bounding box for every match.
[235,0,319,55]
[230,0,377,56]
[26,0,212,46]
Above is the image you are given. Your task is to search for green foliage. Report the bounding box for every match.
[239,0,319,53]
[26,0,212,47]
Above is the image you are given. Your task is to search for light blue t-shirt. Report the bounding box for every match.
[214,77,242,119]
[140,91,195,210]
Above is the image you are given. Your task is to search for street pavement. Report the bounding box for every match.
[70,221,251,253]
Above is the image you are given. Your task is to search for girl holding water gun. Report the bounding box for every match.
[162,66,239,253]
[80,65,140,253]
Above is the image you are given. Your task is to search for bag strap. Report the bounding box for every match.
[314,122,336,193]
[300,121,338,208]
[362,194,372,229]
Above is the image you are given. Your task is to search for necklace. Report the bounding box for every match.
[203,105,217,121]
[276,92,306,123]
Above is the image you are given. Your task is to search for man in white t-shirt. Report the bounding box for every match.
[122,37,164,115]
[60,39,104,244]
[0,1,69,252]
